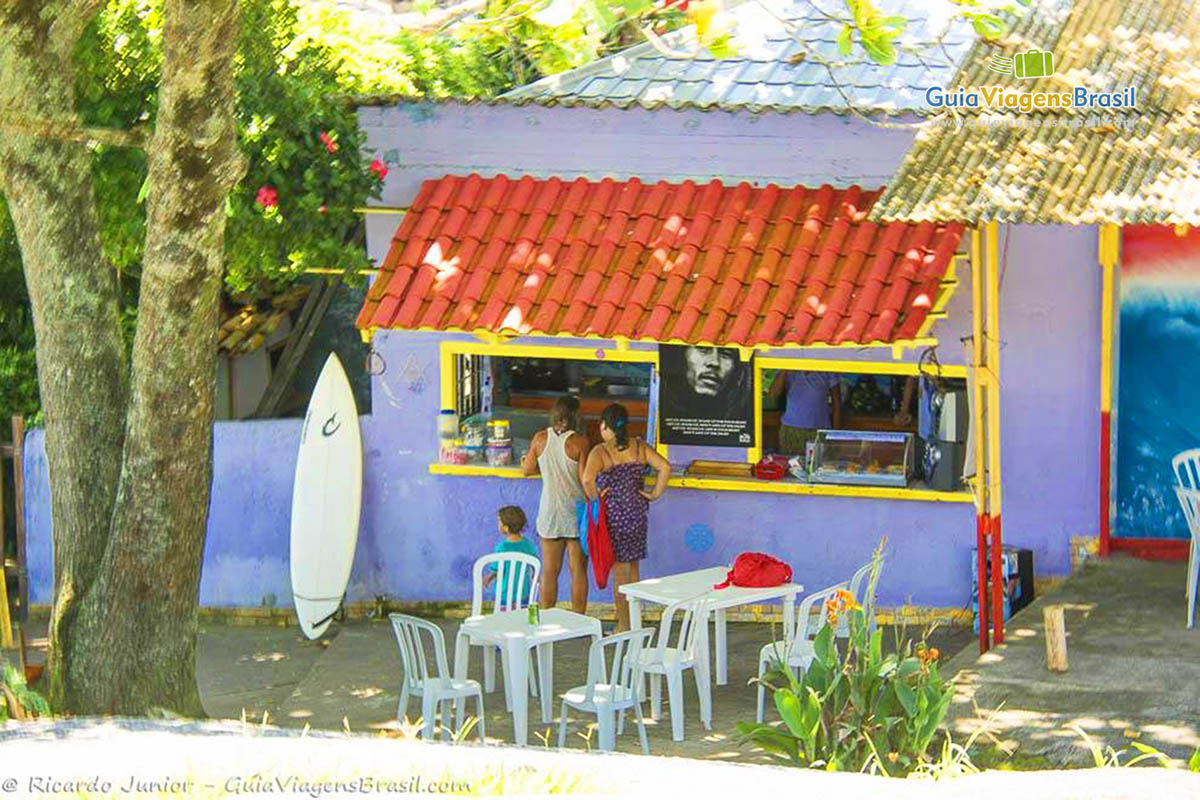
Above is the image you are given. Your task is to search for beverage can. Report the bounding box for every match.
[527,603,540,625]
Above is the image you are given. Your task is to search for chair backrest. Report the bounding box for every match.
[1174,487,1200,541]
[850,555,884,613]
[654,597,708,664]
[790,582,849,658]
[584,628,654,705]
[1172,449,1200,491]
[471,552,540,616]
[388,613,450,691]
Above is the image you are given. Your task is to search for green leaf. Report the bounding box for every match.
[813,625,836,668]
[775,688,806,738]
[1189,746,1200,772]
[706,33,737,60]
[837,24,853,56]
[895,682,917,716]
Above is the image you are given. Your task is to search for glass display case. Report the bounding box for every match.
[810,430,914,488]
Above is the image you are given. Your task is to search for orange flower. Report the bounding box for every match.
[917,645,940,665]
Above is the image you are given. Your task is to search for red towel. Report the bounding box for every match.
[715,552,793,589]
[586,495,617,590]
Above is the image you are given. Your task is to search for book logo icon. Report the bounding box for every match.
[988,49,1054,79]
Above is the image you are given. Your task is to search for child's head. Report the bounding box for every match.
[497,505,527,537]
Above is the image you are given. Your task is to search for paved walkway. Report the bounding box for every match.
[941,554,1200,766]
[196,614,970,762]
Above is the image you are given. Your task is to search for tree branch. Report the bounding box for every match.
[0,113,148,149]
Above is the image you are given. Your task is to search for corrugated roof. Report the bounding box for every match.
[356,174,965,347]
[873,0,1200,224]
[497,0,977,116]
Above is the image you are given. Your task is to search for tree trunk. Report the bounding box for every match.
[68,0,244,715]
[0,0,128,709]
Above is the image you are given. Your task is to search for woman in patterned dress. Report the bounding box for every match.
[582,403,671,631]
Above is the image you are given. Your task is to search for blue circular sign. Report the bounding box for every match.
[684,523,714,554]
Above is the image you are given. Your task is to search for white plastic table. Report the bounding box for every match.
[619,566,803,686]
[453,607,601,746]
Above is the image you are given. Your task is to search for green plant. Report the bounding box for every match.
[737,544,953,776]
[0,659,51,721]
[1070,725,1172,769]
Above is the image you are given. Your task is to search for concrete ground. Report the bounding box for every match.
[8,555,1198,767]
[941,554,1200,766]
[194,614,971,762]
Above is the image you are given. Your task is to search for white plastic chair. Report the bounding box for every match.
[640,598,711,742]
[558,628,653,754]
[388,613,485,742]
[836,557,883,638]
[756,582,848,724]
[1172,449,1200,612]
[1173,487,1200,628]
[469,553,541,709]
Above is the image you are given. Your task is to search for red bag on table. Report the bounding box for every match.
[714,552,792,589]
[585,494,617,590]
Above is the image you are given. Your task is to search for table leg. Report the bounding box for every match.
[629,597,643,631]
[714,607,727,686]
[695,614,713,730]
[506,638,530,746]
[783,593,796,640]
[537,643,554,724]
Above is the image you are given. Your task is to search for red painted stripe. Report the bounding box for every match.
[977,514,989,654]
[1110,538,1190,561]
[1100,411,1112,557]
[990,514,1004,645]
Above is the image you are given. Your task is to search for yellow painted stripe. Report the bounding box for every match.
[428,463,973,503]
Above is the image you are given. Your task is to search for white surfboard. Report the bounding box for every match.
[290,352,363,639]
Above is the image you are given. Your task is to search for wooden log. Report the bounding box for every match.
[1044,603,1068,672]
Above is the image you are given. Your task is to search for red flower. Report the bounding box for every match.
[255,185,278,209]
[319,131,338,154]
[318,205,328,214]
[369,159,388,180]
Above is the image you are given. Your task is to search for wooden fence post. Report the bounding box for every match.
[1044,604,1068,672]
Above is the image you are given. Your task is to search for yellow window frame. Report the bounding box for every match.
[749,357,970,465]
[438,339,669,463]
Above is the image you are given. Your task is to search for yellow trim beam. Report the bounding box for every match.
[971,229,987,510]
[984,222,1003,512]
[428,463,974,503]
[1098,224,1120,414]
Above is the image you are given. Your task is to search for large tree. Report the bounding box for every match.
[0,0,241,714]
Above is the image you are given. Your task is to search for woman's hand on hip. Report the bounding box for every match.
[638,489,659,502]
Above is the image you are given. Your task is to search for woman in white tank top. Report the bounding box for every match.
[520,396,591,612]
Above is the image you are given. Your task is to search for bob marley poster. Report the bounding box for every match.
[658,345,754,447]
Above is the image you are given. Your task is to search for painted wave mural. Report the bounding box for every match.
[1116,226,1200,539]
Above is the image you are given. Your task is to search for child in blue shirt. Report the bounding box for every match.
[483,506,539,606]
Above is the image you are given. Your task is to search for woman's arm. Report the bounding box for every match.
[521,430,546,476]
[569,433,592,486]
[768,370,787,408]
[581,447,606,501]
[639,442,672,502]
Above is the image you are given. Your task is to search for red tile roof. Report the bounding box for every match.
[357,175,964,347]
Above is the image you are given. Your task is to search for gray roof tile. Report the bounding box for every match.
[499,0,976,115]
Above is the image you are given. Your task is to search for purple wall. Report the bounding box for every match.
[20,102,1101,611]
